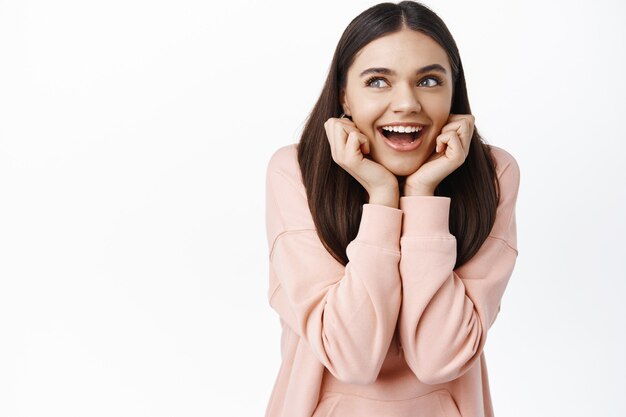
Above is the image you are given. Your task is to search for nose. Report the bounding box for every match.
[390,82,422,113]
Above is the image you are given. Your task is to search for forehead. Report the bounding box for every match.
[350,29,451,75]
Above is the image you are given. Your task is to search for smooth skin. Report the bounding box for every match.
[324,28,475,208]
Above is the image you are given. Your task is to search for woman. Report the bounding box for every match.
[264,1,519,416]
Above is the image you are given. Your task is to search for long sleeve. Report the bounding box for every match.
[265,146,404,384]
[397,147,520,385]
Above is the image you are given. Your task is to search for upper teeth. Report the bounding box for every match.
[382,125,422,133]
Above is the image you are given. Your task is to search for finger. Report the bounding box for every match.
[341,132,359,166]
[441,114,474,133]
[346,131,368,158]
[332,120,351,158]
[460,130,472,156]
[443,134,467,164]
[440,123,467,152]
[358,133,370,154]
[325,117,363,164]
[335,117,357,129]
[445,113,475,125]
[436,131,461,155]
[324,120,338,158]
[440,120,462,134]
[361,139,370,155]
[435,131,455,152]
[440,118,472,138]
[441,119,473,154]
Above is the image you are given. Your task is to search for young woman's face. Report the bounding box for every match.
[340,28,454,176]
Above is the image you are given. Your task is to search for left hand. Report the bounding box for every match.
[403,113,474,196]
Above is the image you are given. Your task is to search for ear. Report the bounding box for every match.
[339,88,351,117]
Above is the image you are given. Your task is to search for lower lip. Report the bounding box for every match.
[378,128,426,152]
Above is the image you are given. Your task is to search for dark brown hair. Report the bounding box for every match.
[297,1,499,268]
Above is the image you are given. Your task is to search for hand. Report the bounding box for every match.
[404,113,474,196]
[324,116,399,207]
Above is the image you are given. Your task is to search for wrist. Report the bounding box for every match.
[368,187,399,208]
[403,183,435,196]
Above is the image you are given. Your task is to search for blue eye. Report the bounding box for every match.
[419,76,443,87]
[364,76,389,88]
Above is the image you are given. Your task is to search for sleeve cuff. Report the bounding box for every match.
[354,203,403,250]
[399,196,452,237]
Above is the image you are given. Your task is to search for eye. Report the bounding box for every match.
[419,76,443,87]
[364,76,390,88]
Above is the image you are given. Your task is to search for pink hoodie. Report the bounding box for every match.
[264,143,520,417]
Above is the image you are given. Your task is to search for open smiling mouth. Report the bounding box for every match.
[378,126,425,145]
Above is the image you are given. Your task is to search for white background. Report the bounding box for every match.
[1,0,625,416]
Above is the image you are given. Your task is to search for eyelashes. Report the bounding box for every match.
[363,75,444,88]
[364,76,383,88]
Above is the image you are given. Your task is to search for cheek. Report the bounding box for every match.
[348,90,385,119]
[352,107,386,138]
[354,101,385,123]
[427,98,452,130]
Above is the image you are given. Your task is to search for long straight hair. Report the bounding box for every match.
[297,1,499,268]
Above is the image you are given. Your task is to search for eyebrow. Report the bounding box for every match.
[359,64,447,77]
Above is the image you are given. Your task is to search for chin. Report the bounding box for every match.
[381,160,422,177]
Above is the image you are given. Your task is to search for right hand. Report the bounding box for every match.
[324,116,399,206]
